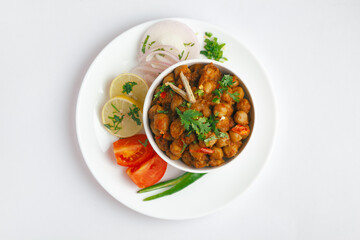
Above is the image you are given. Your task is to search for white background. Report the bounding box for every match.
[1,0,359,239]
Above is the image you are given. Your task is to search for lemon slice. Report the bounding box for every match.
[109,73,149,107]
[102,96,143,138]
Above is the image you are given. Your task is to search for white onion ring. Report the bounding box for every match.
[138,20,200,60]
[132,20,200,86]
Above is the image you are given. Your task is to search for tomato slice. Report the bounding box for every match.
[113,134,154,167]
[126,154,167,188]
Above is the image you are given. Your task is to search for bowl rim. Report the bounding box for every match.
[143,59,255,173]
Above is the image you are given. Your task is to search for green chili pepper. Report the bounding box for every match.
[137,172,192,193]
[140,173,207,201]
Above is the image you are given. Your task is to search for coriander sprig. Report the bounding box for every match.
[141,35,150,54]
[138,139,148,147]
[212,75,240,103]
[104,103,125,133]
[200,32,228,62]
[122,82,137,94]
[176,108,211,140]
[128,104,141,126]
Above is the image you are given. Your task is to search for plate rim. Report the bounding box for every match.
[75,17,277,220]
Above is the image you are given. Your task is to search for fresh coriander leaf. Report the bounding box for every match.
[194,89,204,96]
[178,50,184,60]
[217,131,227,138]
[228,91,240,102]
[183,42,194,47]
[204,135,218,146]
[138,139,148,147]
[208,114,219,132]
[148,41,156,49]
[176,108,211,139]
[111,103,120,113]
[219,75,233,88]
[205,32,213,37]
[113,115,122,122]
[184,51,190,60]
[201,33,227,61]
[212,97,220,104]
[104,109,124,132]
[141,35,150,54]
[122,82,137,94]
[181,140,187,153]
[212,88,223,97]
[128,104,141,126]
[180,101,188,107]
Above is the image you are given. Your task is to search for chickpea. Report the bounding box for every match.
[229,130,242,142]
[183,132,196,145]
[208,158,225,167]
[163,72,175,84]
[150,120,161,136]
[159,90,172,105]
[171,94,184,112]
[189,63,203,73]
[193,157,208,168]
[154,114,170,134]
[236,98,251,113]
[232,86,245,100]
[163,132,174,141]
[182,151,193,167]
[174,65,191,79]
[198,64,221,94]
[221,89,234,104]
[234,111,249,125]
[210,147,224,161]
[155,138,169,152]
[201,81,217,94]
[166,150,180,160]
[189,143,207,162]
[191,101,211,117]
[209,147,225,167]
[170,118,185,139]
[216,116,231,132]
[223,141,242,158]
[149,105,164,120]
[231,75,240,87]
[213,103,233,118]
[190,64,204,82]
[199,63,221,83]
[202,104,211,117]
[216,132,230,147]
[199,132,217,148]
[170,139,185,157]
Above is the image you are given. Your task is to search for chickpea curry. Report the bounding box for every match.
[148,63,252,168]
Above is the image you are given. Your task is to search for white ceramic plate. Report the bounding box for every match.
[76,18,276,220]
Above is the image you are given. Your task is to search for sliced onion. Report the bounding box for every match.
[145,50,179,64]
[133,20,200,86]
[132,65,163,74]
[139,20,200,60]
[139,44,180,60]
[130,68,158,86]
